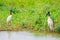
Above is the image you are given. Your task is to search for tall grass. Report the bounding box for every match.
[0,0,60,32]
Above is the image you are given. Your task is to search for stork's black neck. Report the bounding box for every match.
[10,10,13,15]
[10,12,12,15]
[47,11,50,16]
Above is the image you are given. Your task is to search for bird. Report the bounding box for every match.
[6,10,13,26]
[46,11,53,31]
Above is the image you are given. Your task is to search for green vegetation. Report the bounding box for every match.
[0,0,60,32]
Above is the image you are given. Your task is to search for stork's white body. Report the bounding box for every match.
[7,15,12,23]
[48,17,53,31]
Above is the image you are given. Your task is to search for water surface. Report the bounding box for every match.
[0,31,60,40]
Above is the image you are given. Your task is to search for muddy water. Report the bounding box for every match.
[0,31,60,40]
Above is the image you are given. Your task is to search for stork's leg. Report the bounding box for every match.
[6,21,11,27]
[48,26,50,32]
[48,26,54,32]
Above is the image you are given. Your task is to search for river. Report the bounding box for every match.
[0,31,60,40]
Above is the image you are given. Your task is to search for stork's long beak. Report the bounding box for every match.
[12,10,15,14]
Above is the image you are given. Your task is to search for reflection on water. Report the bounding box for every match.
[0,31,60,40]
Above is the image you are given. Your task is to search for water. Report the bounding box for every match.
[0,31,60,40]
